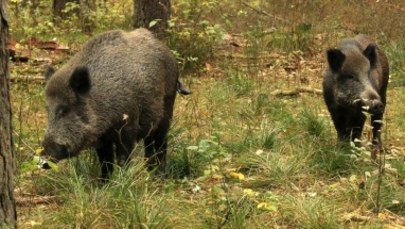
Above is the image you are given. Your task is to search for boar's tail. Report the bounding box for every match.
[177,80,191,95]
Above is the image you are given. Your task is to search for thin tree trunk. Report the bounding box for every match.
[133,0,171,38]
[52,0,80,23]
[53,0,95,33]
[80,0,96,33]
[0,0,16,227]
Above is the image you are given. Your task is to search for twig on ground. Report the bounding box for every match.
[270,87,322,97]
[375,147,386,214]
[16,195,60,206]
[10,75,44,83]
[241,1,289,23]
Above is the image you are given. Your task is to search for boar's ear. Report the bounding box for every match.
[363,44,377,68]
[69,66,91,94]
[44,66,55,81]
[327,49,345,72]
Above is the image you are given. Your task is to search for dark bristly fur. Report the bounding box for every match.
[323,34,389,159]
[41,28,188,179]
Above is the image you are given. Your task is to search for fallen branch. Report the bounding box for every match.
[10,75,45,83]
[16,195,60,206]
[241,1,289,23]
[270,87,322,97]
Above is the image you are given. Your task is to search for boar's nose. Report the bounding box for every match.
[368,100,384,115]
[41,139,68,161]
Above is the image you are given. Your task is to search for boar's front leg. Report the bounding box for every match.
[331,109,366,145]
[330,110,352,142]
[348,114,366,143]
[115,129,135,168]
[370,113,383,159]
[96,134,115,180]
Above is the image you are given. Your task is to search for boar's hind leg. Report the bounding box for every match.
[115,129,135,167]
[96,135,115,180]
[144,119,170,174]
[371,114,383,146]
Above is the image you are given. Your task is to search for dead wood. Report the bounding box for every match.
[10,75,44,83]
[16,195,60,206]
[271,87,322,97]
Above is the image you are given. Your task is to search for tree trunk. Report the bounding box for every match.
[80,0,96,33]
[53,0,95,33]
[0,0,16,228]
[52,0,80,22]
[133,0,171,38]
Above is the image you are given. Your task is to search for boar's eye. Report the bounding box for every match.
[344,74,356,80]
[56,106,70,117]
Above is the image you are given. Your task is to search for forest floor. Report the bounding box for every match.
[10,31,405,228]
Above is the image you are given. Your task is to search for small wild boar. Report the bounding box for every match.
[41,28,189,179]
[323,34,389,158]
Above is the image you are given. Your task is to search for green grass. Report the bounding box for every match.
[279,195,340,229]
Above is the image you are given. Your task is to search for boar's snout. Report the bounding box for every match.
[357,88,384,115]
[356,99,384,115]
[367,100,384,115]
[41,138,69,162]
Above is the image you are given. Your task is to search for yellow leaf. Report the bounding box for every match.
[229,172,245,180]
[378,213,385,220]
[349,175,357,183]
[257,202,267,209]
[257,202,277,211]
[255,149,264,155]
[27,220,41,226]
[210,165,220,172]
[392,200,400,205]
[35,147,44,155]
[218,204,227,212]
[243,188,259,197]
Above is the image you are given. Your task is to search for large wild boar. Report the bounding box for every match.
[41,28,189,179]
[323,34,389,158]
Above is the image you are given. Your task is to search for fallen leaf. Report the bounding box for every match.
[229,172,245,180]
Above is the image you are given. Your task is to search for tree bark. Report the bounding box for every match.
[133,0,171,38]
[52,0,80,22]
[0,0,16,227]
[80,0,96,33]
[53,0,96,33]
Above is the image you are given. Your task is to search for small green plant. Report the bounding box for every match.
[188,134,230,163]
